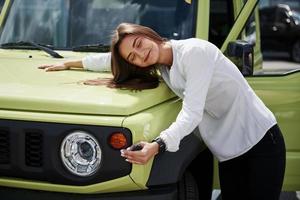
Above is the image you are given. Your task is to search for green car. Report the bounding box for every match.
[0,0,299,199]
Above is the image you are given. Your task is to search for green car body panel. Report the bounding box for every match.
[0,0,299,197]
[0,49,181,193]
[0,50,176,116]
[248,73,300,190]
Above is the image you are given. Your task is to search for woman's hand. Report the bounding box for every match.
[39,60,83,71]
[121,141,159,165]
[38,63,70,72]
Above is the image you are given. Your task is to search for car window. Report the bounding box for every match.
[235,3,262,73]
[259,7,300,75]
[0,0,4,12]
[260,9,275,23]
[209,0,234,48]
[241,12,256,46]
[292,10,300,24]
[0,0,197,49]
[276,9,290,23]
[237,0,256,44]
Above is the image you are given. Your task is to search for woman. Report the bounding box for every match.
[39,23,286,200]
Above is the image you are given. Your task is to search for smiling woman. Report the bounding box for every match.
[38,21,287,199]
[109,23,174,90]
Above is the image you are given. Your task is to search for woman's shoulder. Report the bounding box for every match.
[172,38,215,53]
[171,38,211,60]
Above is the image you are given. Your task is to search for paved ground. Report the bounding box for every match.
[211,190,300,200]
[262,52,300,71]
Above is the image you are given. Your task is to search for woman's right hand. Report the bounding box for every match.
[38,63,70,72]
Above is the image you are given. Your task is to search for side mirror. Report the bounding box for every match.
[226,40,254,76]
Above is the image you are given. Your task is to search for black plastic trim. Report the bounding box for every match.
[146,131,206,187]
[0,186,177,200]
[253,68,300,77]
[0,119,132,186]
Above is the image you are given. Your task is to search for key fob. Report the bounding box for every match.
[130,143,143,151]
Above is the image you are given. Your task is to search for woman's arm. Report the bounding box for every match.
[39,52,112,72]
[159,42,217,152]
[121,41,218,164]
[38,60,83,71]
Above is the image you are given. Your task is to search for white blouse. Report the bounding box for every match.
[82,38,277,162]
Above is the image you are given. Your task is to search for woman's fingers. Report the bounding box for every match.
[121,142,159,165]
[45,66,62,71]
[38,64,52,69]
[38,64,68,71]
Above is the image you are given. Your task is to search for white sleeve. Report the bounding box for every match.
[160,42,217,152]
[82,52,111,72]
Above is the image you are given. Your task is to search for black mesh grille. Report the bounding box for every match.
[0,128,10,164]
[0,119,132,185]
[25,131,43,167]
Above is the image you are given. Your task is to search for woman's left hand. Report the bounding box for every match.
[121,141,159,165]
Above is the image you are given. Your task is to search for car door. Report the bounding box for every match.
[208,0,300,191]
[222,0,300,191]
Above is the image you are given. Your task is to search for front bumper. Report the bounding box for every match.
[0,186,178,200]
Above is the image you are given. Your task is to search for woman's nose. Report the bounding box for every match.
[133,48,146,59]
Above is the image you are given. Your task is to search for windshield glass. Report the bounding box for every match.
[0,0,4,12]
[0,0,197,50]
[292,10,300,24]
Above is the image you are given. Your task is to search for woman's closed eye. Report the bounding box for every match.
[136,39,142,48]
[130,54,136,62]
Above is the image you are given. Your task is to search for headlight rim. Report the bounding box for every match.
[60,130,102,177]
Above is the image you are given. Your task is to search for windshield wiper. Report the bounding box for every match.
[72,44,110,52]
[0,41,63,58]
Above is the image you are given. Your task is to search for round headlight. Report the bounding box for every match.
[60,131,102,177]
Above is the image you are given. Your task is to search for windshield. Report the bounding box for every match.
[0,0,197,50]
[292,10,300,24]
[0,0,4,12]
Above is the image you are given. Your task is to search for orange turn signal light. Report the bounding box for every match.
[109,132,127,149]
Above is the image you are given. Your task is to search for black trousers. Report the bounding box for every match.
[218,124,286,200]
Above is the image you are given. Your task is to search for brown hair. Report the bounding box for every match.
[109,23,167,90]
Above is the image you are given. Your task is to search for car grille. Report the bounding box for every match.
[25,131,43,167]
[0,128,10,164]
[0,119,132,185]
[0,128,44,167]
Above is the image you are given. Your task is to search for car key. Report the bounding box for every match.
[130,143,143,151]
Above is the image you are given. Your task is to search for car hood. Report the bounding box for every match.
[0,50,176,116]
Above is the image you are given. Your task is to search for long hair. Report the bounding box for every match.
[109,23,167,90]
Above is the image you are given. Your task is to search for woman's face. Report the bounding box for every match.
[118,35,160,68]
